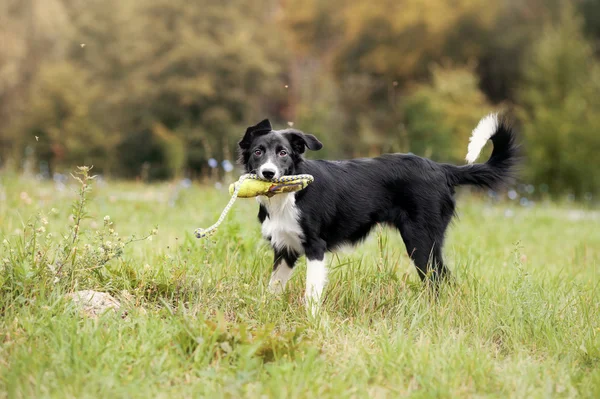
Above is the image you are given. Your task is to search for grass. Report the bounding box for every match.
[0,168,599,398]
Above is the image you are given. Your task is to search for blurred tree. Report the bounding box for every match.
[477,0,568,103]
[1,0,599,197]
[22,62,114,174]
[400,64,493,162]
[282,0,345,59]
[518,3,600,197]
[0,0,71,167]
[117,123,185,180]
[66,0,287,177]
[579,0,600,46]
[4,0,288,178]
[283,0,500,157]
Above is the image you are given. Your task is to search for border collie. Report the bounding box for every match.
[238,114,518,313]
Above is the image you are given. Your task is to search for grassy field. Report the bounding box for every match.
[1,169,599,398]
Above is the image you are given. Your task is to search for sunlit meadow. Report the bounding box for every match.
[1,168,599,398]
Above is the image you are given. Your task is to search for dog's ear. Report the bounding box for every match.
[239,119,272,150]
[282,129,323,154]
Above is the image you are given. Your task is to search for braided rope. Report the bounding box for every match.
[195,173,314,239]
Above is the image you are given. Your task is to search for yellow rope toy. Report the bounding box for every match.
[195,173,314,239]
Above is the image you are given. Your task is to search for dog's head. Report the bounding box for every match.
[238,119,323,180]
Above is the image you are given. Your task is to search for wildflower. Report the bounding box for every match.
[152,228,158,235]
[2,239,8,245]
[46,233,53,239]
[41,217,48,225]
[147,236,153,241]
[104,215,111,222]
[37,226,46,233]
[51,208,59,214]
[98,247,105,254]
[105,241,112,248]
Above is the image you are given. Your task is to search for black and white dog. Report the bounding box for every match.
[238,114,518,313]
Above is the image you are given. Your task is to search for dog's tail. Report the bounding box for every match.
[445,113,519,189]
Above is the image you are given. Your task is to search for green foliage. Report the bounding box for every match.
[117,124,186,180]
[1,0,600,195]
[401,65,493,162]
[21,63,113,174]
[336,0,497,81]
[0,167,155,300]
[283,0,499,160]
[175,315,309,364]
[67,0,287,175]
[153,124,186,179]
[518,5,600,197]
[2,0,287,177]
[401,93,451,159]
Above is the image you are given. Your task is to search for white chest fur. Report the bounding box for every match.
[258,193,305,254]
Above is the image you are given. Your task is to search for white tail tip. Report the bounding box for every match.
[465,113,499,164]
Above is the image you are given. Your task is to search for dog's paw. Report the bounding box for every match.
[267,279,285,295]
[304,295,322,318]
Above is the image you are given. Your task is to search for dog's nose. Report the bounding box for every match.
[261,170,275,180]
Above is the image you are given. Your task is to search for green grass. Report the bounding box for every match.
[1,170,599,398]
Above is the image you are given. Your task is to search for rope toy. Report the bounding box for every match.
[195,173,314,239]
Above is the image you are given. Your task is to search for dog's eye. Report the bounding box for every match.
[254,149,262,156]
[279,150,288,157]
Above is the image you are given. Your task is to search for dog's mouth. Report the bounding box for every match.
[258,173,277,181]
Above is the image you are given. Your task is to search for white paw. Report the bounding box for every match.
[304,295,321,317]
[268,279,285,295]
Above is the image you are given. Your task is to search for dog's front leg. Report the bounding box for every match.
[304,239,327,316]
[268,249,298,294]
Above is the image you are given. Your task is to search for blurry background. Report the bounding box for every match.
[0,0,599,199]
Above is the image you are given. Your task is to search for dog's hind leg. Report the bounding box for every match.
[396,221,450,284]
[268,249,299,294]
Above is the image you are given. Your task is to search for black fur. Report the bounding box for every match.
[239,117,519,283]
